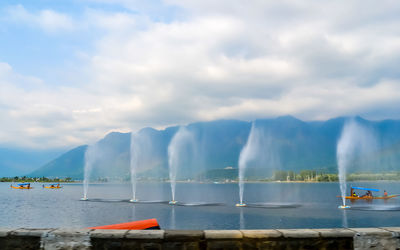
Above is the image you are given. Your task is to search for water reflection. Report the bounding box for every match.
[240,208,245,229]
[341,209,348,228]
[170,206,176,229]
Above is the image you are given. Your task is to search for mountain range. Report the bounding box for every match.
[23,116,400,180]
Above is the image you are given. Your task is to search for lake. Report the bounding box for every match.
[2,181,400,229]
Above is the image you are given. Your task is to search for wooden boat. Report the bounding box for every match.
[11,183,33,189]
[339,194,399,200]
[43,184,62,189]
[88,219,160,230]
[338,186,398,200]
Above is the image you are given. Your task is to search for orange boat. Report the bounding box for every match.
[11,183,33,189]
[340,194,399,200]
[43,183,62,189]
[88,219,160,230]
[338,186,399,200]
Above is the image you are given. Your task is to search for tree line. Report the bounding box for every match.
[0,176,73,182]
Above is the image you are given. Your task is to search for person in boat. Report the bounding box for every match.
[361,190,372,198]
[57,183,60,188]
[27,183,30,189]
[384,190,388,197]
[352,191,358,197]
[50,184,55,188]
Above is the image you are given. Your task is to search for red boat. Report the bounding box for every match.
[88,218,160,230]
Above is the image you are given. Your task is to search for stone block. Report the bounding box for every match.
[351,227,393,236]
[42,228,92,249]
[162,241,185,250]
[380,227,400,235]
[313,228,355,238]
[139,242,162,250]
[9,228,55,237]
[183,241,201,250]
[206,240,242,250]
[90,229,128,238]
[51,228,92,236]
[204,230,243,239]
[241,229,282,239]
[278,229,319,238]
[91,239,123,250]
[164,230,204,241]
[126,229,164,240]
[354,234,400,250]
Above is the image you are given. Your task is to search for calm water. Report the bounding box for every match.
[2,182,400,229]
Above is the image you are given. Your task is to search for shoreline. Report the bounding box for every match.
[3,180,400,184]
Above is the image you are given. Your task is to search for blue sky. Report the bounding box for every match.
[1,0,400,149]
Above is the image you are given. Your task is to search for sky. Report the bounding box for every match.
[1,0,400,149]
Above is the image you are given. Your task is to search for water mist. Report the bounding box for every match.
[129,132,140,202]
[167,126,194,205]
[237,123,259,206]
[82,144,98,200]
[337,118,377,208]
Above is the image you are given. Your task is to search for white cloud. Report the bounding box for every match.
[5,5,75,33]
[2,1,400,148]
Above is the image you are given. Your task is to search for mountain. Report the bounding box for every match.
[28,116,400,179]
[28,146,87,179]
[0,147,63,177]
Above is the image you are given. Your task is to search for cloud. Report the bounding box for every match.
[5,5,75,33]
[1,1,400,148]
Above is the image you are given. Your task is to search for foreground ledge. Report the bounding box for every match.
[0,227,399,249]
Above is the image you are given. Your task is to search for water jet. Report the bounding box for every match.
[167,126,194,206]
[336,118,377,208]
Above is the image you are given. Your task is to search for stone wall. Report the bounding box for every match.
[1,227,400,249]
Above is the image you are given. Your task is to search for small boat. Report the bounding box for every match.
[43,183,62,189]
[11,183,33,189]
[339,186,398,200]
[342,194,399,200]
[88,218,160,230]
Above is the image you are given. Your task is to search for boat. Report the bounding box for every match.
[88,218,160,230]
[338,186,398,200]
[43,183,62,189]
[10,183,33,189]
[342,194,399,200]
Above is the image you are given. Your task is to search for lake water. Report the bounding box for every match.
[2,181,400,229]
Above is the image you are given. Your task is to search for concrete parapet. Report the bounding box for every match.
[0,227,399,249]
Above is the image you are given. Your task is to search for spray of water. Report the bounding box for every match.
[238,122,279,205]
[238,123,255,205]
[82,144,98,200]
[130,131,155,201]
[337,118,377,207]
[129,132,139,202]
[168,127,195,203]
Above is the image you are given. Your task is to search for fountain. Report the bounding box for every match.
[337,118,377,209]
[237,122,259,207]
[130,132,139,203]
[82,144,98,201]
[167,126,194,205]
